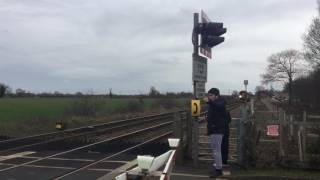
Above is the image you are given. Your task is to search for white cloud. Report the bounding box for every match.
[0,0,318,94]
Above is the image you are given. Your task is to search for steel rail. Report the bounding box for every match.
[0,111,175,144]
[0,114,172,154]
[0,121,173,172]
[0,103,237,151]
[53,131,172,179]
[1,101,237,145]
[0,114,173,153]
[227,102,241,109]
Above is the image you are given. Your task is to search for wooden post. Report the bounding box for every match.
[302,111,307,161]
[250,98,255,115]
[303,111,307,122]
[279,113,285,157]
[192,118,199,166]
[277,105,280,120]
[298,127,304,162]
[173,112,183,164]
[289,115,293,138]
[236,117,241,163]
[278,109,283,122]
[173,113,182,139]
[239,102,247,164]
[186,112,193,159]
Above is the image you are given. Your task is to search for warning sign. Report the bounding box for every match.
[267,125,279,136]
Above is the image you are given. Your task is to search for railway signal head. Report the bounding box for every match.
[239,90,250,102]
[197,22,227,48]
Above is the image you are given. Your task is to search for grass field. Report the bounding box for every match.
[0,97,188,136]
[0,97,73,122]
[0,97,188,121]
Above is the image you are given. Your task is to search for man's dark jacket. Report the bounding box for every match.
[206,97,228,135]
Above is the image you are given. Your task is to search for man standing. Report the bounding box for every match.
[203,88,227,178]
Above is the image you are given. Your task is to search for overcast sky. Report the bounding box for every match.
[0,0,318,95]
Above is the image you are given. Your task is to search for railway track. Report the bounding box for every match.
[0,100,238,148]
[0,101,240,179]
[0,102,238,156]
[0,119,174,179]
[227,101,241,111]
[0,112,174,154]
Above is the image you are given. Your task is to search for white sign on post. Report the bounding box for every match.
[195,82,206,98]
[244,80,248,86]
[199,10,212,59]
[192,55,207,82]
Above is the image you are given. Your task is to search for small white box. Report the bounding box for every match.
[168,138,180,148]
[137,155,155,171]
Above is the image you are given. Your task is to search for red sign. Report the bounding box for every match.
[267,125,279,136]
[200,48,211,59]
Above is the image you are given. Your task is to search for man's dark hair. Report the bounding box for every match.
[208,88,220,96]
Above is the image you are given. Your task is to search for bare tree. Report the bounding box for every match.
[255,86,265,93]
[261,49,303,105]
[109,88,113,98]
[303,0,320,68]
[149,86,160,97]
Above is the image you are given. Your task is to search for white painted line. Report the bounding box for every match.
[171,170,231,178]
[20,156,128,164]
[88,168,113,172]
[0,151,35,162]
[171,172,208,178]
[0,162,113,172]
[23,156,94,162]
[3,163,74,170]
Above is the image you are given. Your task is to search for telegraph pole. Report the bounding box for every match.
[190,10,227,166]
[191,13,200,167]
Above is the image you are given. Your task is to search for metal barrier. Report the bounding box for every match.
[113,138,180,180]
[159,149,176,180]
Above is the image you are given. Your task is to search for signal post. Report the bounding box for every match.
[190,10,226,166]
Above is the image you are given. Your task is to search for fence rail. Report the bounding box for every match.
[255,104,320,168]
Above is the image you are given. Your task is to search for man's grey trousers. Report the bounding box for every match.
[209,134,223,169]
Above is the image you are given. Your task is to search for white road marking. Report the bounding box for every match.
[0,151,35,162]
[22,156,128,163]
[0,162,113,172]
[171,170,231,178]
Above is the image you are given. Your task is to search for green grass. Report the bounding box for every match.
[0,97,157,122]
[0,97,189,136]
[0,97,73,121]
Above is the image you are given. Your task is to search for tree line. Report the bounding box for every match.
[261,0,320,109]
[0,84,193,98]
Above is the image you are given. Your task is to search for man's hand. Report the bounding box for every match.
[198,116,207,123]
[203,97,209,102]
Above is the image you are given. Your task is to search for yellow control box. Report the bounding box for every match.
[191,100,201,116]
